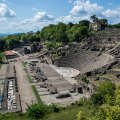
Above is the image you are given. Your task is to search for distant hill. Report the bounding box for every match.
[0,33,22,37]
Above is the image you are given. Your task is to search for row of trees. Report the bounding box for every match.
[39,21,90,43]
[0,15,109,51]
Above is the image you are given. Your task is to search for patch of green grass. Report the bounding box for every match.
[92,82,98,87]
[0,112,31,120]
[44,55,48,57]
[42,49,47,52]
[54,56,58,59]
[0,104,96,120]
[42,105,95,120]
[111,68,120,71]
[0,63,2,69]
[32,85,43,105]
[102,74,115,79]
[22,61,25,67]
[101,50,105,53]
[27,75,33,83]
[25,68,28,74]
[96,80,105,85]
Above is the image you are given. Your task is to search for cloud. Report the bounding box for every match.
[102,9,120,18]
[68,0,72,3]
[2,0,12,5]
[20,11,54,25]
[0,17,6,21]
[70,0,103,15]
[0,3,16,17]
[55,15,90,24]
[108,3,113,5]
[31,8,39,11]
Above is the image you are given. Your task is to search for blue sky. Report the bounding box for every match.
[0,0,120,33]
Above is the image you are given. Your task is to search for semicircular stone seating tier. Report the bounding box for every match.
[58,49,114,74]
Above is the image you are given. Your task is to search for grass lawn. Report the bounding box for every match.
[92,82,98,87]
[54,56,58,59]
[102,74,115,79]
[25,68,28,74]
[32,85,43,105]
[42,105,95,120]
[42,49,47,52]
[27,75,33,83]
[0,104,96,120]
[111,68,120,71]
[22,61,26,67]
[96,80,105,85]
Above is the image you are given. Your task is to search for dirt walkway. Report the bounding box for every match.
[15,61,37,113]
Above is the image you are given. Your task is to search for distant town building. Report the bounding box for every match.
[89,22,101,31]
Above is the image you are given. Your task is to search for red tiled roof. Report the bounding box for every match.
[5,51,15,55]
[90,22,101,24]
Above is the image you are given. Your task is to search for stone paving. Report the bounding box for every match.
[15,61,37,113]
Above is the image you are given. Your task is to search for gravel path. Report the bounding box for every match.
[15,61,37,113]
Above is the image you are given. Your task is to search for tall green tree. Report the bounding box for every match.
[79,20,90,27]
[36,30,40,35]
[90,15,98,22]
[97,19,108,28]
[29,35,36,42]
[21,35,27,42]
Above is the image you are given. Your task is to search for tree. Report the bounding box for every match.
[21,35,27,42]
[36,35,40,42]
[29,35,36,42]
[90,15,98,22]
[97,19,108,28]
[0,54,2,63]
[58,32,69,42]
[0,39,5,51]
[79,20,90,27]
[67,22,74,30]
[36,30,40,35]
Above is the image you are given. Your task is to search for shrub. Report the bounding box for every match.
[90,94,103,105]
[97,81,115,103]
[77,98,85,106]
[26,102,47,119]
[90,81,116,105]
[50,104,59,112]
[95,105,120,120]
[77,111,86,120]
[82,77,89,84]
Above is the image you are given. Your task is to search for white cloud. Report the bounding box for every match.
[0,3,16,17]
[2,0,12,5]
[102,9,120,18]
[0,17,6,21]
[68,0,72,3]
[55,15,90,24]
[3,11,55,33]
[31,8,39,11]
[20,11,54,25]
[70,0,103,15]
[108,3,113,5]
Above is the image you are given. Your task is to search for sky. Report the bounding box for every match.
[0,0,120,33]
